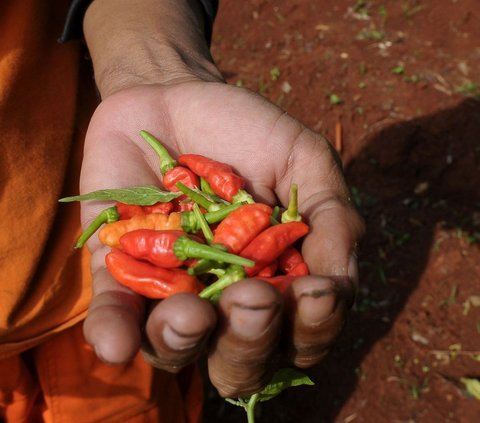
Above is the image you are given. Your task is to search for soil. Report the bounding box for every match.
[202,1,480,422]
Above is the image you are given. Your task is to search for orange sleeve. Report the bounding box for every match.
[0,0,96,358]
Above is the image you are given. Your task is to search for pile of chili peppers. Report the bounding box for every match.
[62,130,310,302]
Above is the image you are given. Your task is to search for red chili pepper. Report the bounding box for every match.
[278,246,309,276]
[163,166,199,192]
[119,229,200,268]
[256,275,295,295]
[178,154,245,202]
[257,260,278,277]
[105,249,203,299]
[213,204,272,253]
[240,222,309,277]
[139,131,199,200]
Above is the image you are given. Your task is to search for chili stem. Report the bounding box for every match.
[174,237,255,267]
[176,182,222,212]
[75,206,119,248]
[281,183,302,223]
[140,130,176,174]
[200,177,215,195]
[232,189,255,204]
[204,203,243,223]
[192,203,214,243]
[199,265,245,302]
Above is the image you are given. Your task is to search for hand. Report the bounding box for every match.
[80,80,364,397]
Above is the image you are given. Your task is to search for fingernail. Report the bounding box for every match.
[348,254,359,286]
[230,304,278,339]
[298,293,336,326]
[163,324,202,351]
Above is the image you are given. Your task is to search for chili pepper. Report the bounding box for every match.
[178,154,253,203]
[162,166,199,192]
[281,183,302,223]
[99,212,183,248]
[172,198,194,212]
[173,236,255,268]
[120,229,200,268]
[257,260,278,277]
[278,246,309,276]
[213,203,273,253]
[140,130,199,188]
[116,201,174,219]
[106,249,203,299]
[98,204,243,248]
[256,275,295,295]
[240,222,309,277]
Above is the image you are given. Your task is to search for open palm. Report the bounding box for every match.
[80,81,364,397]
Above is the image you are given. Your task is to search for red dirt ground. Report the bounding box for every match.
[203,1,480,422]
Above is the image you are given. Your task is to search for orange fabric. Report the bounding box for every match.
[0,0,91,357]
[1,323,203,422]
[0,1,202,421]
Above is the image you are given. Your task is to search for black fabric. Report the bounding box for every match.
[59,0,219,44]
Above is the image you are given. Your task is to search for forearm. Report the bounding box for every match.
[83,0,222,98]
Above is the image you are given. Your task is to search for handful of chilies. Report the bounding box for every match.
[60,130,316,422]
[60,130,310,302]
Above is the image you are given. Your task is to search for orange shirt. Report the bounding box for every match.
[0,0,93,358]
[0,2,203,421]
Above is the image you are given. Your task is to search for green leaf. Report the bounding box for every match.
[256,368,314,402]
[59,185,181,205]
[460,378,480,400]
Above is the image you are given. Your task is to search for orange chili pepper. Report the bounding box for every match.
[99,212,183,248]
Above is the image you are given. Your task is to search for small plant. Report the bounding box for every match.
[329,93,343,105]
[227,368,314,423]
[441,285,458,306]
[455,82,479,95]
[357,28,385,41]
[270,66,281,81]
[391,65,405,75]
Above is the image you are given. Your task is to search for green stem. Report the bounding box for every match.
[139,130,176,174]
[204,203,243,223]
[174,237,255,267]
[232,189,255,204]
[75,206,119,248]
[188,245,228,275]
[281,183,302,223]
[199,265,245,302]
[192,203,213,243]
[176,182,222,212]
[181,203,243,233]
[200,177,215,195]
[246,393,260,423]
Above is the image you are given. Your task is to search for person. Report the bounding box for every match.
[0,0,364,421]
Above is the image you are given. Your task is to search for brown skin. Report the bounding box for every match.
[81,0,364,398]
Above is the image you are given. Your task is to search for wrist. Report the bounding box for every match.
[83,0,223,98]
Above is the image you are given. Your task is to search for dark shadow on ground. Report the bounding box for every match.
[202,98,480,422]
